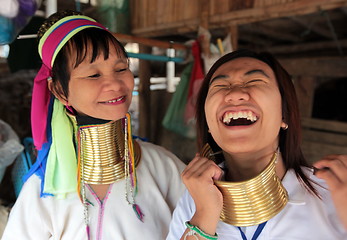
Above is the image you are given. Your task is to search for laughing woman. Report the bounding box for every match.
[167,49,347,240]
[2,10,185,240]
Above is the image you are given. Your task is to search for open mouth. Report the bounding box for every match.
[222,111,258,126]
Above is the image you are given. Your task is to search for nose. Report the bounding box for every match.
[224,85,250,103]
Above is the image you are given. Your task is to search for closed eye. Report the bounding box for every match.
[87,73,100,78]
[244,79,266,85]
[210,80,231,89]
[214,84,230,88]
[116,68,127,73]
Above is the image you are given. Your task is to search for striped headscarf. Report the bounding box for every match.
[27,15,108,197]
[32,15,106,150]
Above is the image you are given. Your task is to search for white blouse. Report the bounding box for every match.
[167,168,347,240]
[2,140,186,240]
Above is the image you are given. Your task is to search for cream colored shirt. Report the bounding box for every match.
[2,140,186,240]
[167,168,347,240]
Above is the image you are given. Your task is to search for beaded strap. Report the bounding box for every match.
[184,222,218,240]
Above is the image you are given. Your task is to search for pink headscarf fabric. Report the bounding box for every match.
[31,15,107,149]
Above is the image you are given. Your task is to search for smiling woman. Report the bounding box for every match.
[167,49,347,240]
[51,41,134,121]
[2,10,185,240]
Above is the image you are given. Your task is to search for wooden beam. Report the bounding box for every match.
[303,129,347,146]
[302,117,347,134]
[279,56,347,77]
[209,0,347,27]
[302,141,347,163]
[112,33,187,50]
[132,19,199,37]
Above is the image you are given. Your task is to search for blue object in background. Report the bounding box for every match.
[11,137,35,198]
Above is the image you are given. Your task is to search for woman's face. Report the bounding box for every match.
[64,44,134,121]
[205,57,285,155]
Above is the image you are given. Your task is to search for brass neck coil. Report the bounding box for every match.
[69,116,140,185]
[201,144,288,226]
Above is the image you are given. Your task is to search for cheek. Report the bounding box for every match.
[262,93,283,124]
[67,82,92,105]
[125,72,135,89]
[204,101,217,130]
[272,92,283,118]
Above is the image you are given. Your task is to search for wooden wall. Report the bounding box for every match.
[129,0,347,164]
[130,0,347,37]
[280,57,347,163]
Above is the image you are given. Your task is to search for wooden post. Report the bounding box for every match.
[229,24,239,51]
[138,45,152,139]
[199,0,210,57]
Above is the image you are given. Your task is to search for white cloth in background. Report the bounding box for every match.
[167,168,347,240]
[0,0,19,18]
[0,204,9,239]
[2,140,186,240]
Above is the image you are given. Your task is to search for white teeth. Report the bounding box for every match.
[222,111,258,124]
[106,97,123,103]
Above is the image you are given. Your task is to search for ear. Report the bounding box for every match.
[48,79,68,105]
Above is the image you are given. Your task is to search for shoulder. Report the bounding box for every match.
[280,168,347,237]
[137,140,178,158]
[135,140,187,207]
[284,167,330,198]
[136,139,186,172]
[302,167,330,195]
[286,167,340,218]
[18,173,43,197]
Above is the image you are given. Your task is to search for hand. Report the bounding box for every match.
[313,154,347,229]
[181,153,224,235]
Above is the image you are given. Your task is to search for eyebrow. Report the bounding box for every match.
[209,74,229,85]
[245,69,270,78]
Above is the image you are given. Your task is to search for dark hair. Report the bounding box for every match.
[196,49,319,196]
[37,10,128,100]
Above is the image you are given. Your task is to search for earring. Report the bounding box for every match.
[282,123,288,130]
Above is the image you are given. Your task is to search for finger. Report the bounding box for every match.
[314,159,347,183]
[182,156,210,178]
[314,168,342,191]
[197,160,223,182]
[182,154,205,173]
[316,155,347,168]
[182,160,222,189]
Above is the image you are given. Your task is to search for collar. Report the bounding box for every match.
[281,168,307,205]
